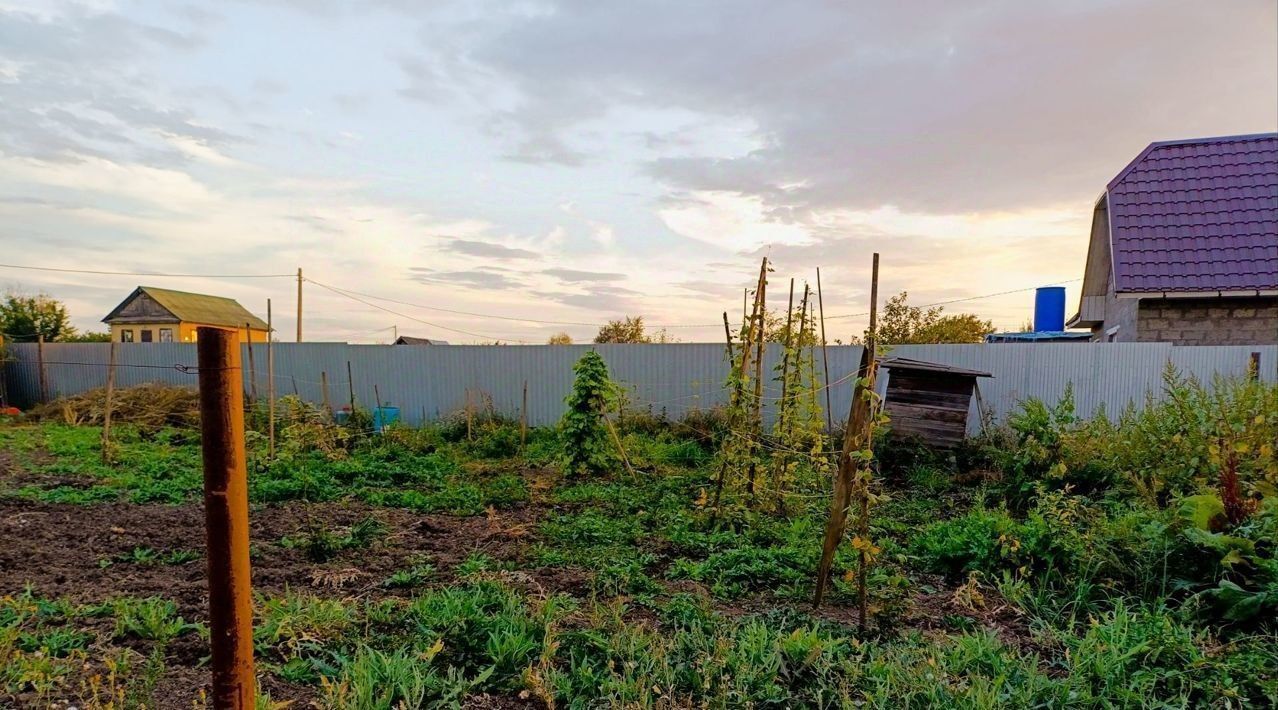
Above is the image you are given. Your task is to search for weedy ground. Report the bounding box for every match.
[0,375,1275,709]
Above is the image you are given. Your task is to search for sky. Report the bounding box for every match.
[1,0,1275,344]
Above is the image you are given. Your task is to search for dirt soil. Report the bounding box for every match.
[0,500,553,616]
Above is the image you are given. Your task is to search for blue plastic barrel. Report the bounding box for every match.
[373,406,400,433]
[1033,287,1066,332]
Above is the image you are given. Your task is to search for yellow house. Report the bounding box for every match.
[102,286,271,344]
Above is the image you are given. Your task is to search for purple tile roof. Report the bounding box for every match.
[1106,133,1278,293]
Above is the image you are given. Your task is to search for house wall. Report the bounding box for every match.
[110,323,270,344]
[1090,280,1140,341]
[1136,297,1278,345]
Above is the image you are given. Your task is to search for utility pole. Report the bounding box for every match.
[195,327,256,709]
[296,268,303,343]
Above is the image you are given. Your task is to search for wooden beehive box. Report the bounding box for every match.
[880,357,992,448]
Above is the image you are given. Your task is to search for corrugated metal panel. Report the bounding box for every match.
[3,342,1271,429]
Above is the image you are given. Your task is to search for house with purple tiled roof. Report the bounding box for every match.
[1069,133,1278,344]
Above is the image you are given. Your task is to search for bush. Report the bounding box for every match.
[560,351,617,477]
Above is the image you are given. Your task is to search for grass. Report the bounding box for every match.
[1,374,1275,706]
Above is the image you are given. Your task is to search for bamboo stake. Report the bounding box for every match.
[815,253,879,613]
[747,258,768,503]
[320,371,331,418]
[602,411,635,477]
[101,339,117,465]
[816,268,834,435]
[267,299,274,461]
[195,327,256,709]
[721,311,735,363]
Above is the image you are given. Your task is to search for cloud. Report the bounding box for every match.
[543,268,626,283]
[407,267,526,290]
[464,0,1277,215]
[441,239,540,260]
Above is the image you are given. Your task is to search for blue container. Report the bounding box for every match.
[373,406,400,433]
[1033,286,1066,332]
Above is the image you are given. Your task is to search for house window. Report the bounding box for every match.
[140,329,153,343]
[159,328,173,342]
[120,329,134,343]
[1105,325,1120,343]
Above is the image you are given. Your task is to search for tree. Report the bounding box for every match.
[547,332,573,345]
[0,292,75,342]
[864,291,994,344]
[60,331,111,342]
[594,316,650,344]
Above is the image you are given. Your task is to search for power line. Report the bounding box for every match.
[302,278,721,328]
[306,278,534,343]
[0,263,294,278]
[822,278,1082,320]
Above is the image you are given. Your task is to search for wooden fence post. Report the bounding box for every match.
[520,380,528,453]
[195,327,256,709]
[266,300,275,460]
[101,340,117,464]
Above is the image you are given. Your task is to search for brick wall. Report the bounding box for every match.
[1137,297,1278,345]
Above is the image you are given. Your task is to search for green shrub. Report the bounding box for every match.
[560,351,617,477]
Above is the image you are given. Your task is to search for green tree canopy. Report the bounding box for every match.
[0,292,76,342]
[594,316,655,343]
[860,291,995,345]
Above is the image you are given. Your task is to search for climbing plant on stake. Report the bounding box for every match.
[560,350,617,477]
[815,253,882,622]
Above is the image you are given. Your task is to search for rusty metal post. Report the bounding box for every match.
[196,327,255,709]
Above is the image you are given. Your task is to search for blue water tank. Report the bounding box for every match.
[1033,287,1066,332]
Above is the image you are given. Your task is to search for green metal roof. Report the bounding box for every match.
[104,286,270,330]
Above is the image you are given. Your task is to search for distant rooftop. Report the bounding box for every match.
[103,286,269,330]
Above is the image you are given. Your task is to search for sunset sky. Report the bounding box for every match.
[2,0,1275,343]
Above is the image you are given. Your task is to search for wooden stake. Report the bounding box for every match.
[346,360,356,412]
[771,278,797,514]
[709,312,737,523]
[602,411,635,477]
[266,299,274,461]
[816,268,834,435]
[748,258,768,502]
[320,371,331,418]
[465,388,473,440]
[374,384,384,432]
[520,379,528,454]
[36,333,47,404]
[245,324,257,404]
[815,253,879,614]
[290,375,299,398]
[195,327,256,709]
[721,311,735,363]
[296,267,303,343]
[101,340,117,465]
